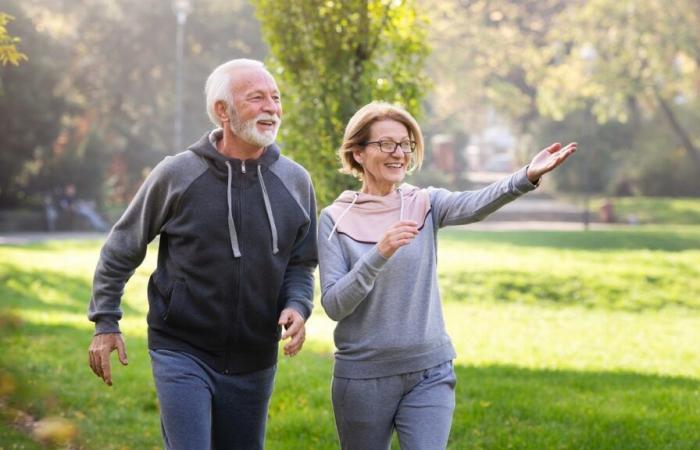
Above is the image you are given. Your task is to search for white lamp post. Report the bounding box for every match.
[172,0,192,152]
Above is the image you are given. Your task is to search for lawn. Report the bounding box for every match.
[1,226,699,449]
[589,196,700,225]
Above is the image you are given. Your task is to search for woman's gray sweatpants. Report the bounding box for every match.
[332,360,456,450]
[149,349,276,450]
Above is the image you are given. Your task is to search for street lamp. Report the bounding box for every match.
[173,0,192,152]
[579,43,597,231]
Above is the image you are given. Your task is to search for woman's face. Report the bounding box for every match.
[353,119,412,195]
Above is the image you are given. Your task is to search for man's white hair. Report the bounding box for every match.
[204,58,270,127]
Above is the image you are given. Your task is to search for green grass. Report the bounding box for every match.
[589,197,700,225]
[438,227,700,312]
[1,227,699,449]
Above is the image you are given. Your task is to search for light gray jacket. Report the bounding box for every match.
[318,167,537,379]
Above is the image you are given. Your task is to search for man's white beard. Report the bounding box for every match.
[230,113,280,148]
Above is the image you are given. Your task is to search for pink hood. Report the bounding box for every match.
[325,183,431,243]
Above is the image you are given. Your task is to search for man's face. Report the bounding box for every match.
[228,68,282,148]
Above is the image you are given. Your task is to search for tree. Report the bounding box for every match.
[423,0,570,139]
[252,0,430,205]
[0,3,67,205]
[0,12,26,67]
[540,0,700,172]
[0,0,267,207]
[423,0,700,195]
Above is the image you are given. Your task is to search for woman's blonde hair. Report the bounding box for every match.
[338,102,424,179]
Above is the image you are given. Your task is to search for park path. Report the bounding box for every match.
[0,231,106,245]
[0,194,619,245]
[0,222,623,246]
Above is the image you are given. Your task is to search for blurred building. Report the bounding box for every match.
[431,134,456,174]
[466,124,516,173]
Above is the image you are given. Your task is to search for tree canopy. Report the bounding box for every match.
[253,0,430,205]
[1,0,699,214]
[0,0,266,207]
[424,0,700,195]
[0,12,26,67]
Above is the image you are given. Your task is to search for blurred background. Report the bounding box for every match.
[1,2,700,448]
[1,0,698,232]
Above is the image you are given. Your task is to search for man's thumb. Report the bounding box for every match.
[117,341,128,366]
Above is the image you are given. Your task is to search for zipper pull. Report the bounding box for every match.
[241,161,246,174]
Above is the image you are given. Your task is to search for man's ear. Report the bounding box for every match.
[214,100,229,124]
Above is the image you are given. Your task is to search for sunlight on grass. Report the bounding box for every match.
[10,310,92,329]
[443,302,700,379]
[1,228,699,449]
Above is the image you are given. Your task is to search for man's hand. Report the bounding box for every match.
[526,142,577,183]
[278,308,305,357]
[88,333,128,386]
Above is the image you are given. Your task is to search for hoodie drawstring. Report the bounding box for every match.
[225,161,242,258]
[398,188,404,220]
[328,192,360,241]
[258,164,279,255]
[223,162,278,258]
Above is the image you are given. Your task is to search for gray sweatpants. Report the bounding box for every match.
[332,361,456,450]
[149,349,276,450]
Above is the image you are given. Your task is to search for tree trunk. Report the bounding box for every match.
[653,86,700,171]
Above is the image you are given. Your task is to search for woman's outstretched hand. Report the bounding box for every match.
[526,142,577,184]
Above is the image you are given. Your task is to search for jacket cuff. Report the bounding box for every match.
[94,317,121,335]
[514,165,539,194]
[284,300,312,321]
[366,245,389,272]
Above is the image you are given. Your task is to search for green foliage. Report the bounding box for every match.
[544,0,700,179]
[0,12,27,67]
[0,3,68,206]
[252,0,430,206]
[544,0,698,124]
[424,0,700,195]
[2,228,700,448]
[0,0,267,208]
[534,110,635,194]
[424,0,567,133]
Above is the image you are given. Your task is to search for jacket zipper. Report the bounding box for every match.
[224,176,243,375]
[233,186,244,344]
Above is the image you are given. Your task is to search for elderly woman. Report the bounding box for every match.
[318,102,576,450]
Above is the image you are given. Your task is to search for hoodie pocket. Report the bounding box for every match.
[148,270,172,320]
[163,279,188,326]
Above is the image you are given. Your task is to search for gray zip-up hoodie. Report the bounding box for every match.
[89,129,317,374]
[318,167,536,379]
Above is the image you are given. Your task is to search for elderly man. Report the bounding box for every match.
[87,59,317,449]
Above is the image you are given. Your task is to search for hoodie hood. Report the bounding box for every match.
[188,129,281,183]
[325,184,431,243]
[188,128,282,258]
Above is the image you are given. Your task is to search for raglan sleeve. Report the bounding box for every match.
[280,178,318,320]
[429,165,538,228]
[318,211,388,321]
[87,157,180,334]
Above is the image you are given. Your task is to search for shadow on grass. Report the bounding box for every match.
[441,228,700,252]
[0,264,141,316]
[3,316,699,450]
